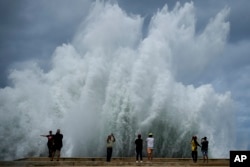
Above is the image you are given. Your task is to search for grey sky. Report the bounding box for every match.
[0,0,250,148]
[1,0,250,87]
[0,0,91,86]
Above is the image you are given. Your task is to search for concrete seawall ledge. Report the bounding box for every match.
[0,157,229,167]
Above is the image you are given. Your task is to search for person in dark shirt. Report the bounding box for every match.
[201,137,209,163]
[135,134,143,163]
[51,129,63,161]
[41,130,54,157]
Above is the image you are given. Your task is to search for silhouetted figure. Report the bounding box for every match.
[106,133,115,162]
[41,131,54,157]
[135,134,143,163]
[201,137,209,163]
[51,129,63,161]
[191,136,201,163]
[146,133,154,161]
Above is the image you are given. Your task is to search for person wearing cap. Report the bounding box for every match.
[135,134,143,163]
[191,136,201,163]
[146,133,154,161]
[41,130,54,157]
[201,137,209,163]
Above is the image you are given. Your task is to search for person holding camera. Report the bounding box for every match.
[106,133,116,162]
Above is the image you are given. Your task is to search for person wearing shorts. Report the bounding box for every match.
[201,137,209,163]
[146,133,154,161]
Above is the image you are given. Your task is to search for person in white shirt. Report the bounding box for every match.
[146,133,154,161]
[106,133,116,162]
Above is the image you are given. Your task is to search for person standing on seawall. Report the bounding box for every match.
[135,134,143,163]
[201,137,209,163]
[191,136,201,163]
[106,133,116,162]
[41,130,54,157]
[146,133,154,161]
[51,129,63,161]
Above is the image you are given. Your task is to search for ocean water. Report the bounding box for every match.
[0,1,235,160]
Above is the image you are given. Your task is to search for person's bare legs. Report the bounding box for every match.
[147,148,153,161]
[150,149,153,160]
[147,148,150,160]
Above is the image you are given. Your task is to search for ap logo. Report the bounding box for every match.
[230,151,250,167]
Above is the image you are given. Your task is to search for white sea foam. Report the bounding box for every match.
[0,1,235,160]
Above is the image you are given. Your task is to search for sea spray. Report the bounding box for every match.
[0,1,234,160]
